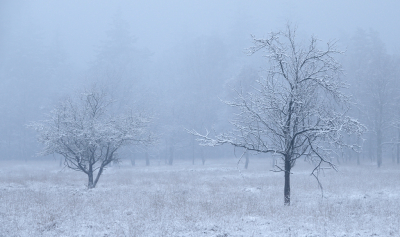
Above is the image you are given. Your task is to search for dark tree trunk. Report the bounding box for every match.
[87,162,106,189]
[244,151,249,169]
[93,165,105,188]
[88,167,94,189]
[145,152,150,166]
[284,156,291,206]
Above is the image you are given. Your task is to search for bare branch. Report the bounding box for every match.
[189,24,365,205]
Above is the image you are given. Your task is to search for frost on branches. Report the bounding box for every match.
[189,25,365,206]
[31,87,155,189]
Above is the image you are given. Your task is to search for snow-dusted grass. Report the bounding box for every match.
[1,158,399,236]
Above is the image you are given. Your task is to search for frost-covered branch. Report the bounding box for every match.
[189,24,365,205]
[30,86,156,188]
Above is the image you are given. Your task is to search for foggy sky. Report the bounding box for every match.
[1,0,400,162]
[2,0,399,67]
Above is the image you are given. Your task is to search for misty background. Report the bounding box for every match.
[1,0,400,165]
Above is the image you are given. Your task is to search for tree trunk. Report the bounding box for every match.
[244,151,249,169]
[272,156,276,168]
[397,128,400,164]
[192,135,195,165]
[145,152,150,166]
[369,133,374,161]
[87,163,105,189]
[356,137,360,165]
[336,154,341,165]
[397,143,400,164]
[131,158,135,166]
[392,146,395,163]
[112,159,118,167]
[168,146,174,165]
[200,148,205,165]
[88,170,94,189]
[284,156,291,206]
[92,165,105,188]
[377,129,382,168]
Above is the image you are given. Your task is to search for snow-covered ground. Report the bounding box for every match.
[0,158,399,236]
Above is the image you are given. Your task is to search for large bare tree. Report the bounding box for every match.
[31,86,155,188]
[189,25,365,205]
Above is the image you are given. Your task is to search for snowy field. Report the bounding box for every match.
[1,157,399,236]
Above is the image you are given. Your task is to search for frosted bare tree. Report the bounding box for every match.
[189,25,365,205]
[31,86,155,188]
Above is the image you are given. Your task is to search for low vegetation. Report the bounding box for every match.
[0,158,399,236]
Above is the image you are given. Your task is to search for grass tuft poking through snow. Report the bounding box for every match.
[0,158,399,236]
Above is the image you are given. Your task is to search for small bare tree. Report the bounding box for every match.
[31,86,155,188]
[189,25,365,205]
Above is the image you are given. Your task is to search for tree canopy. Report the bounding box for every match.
[189,25,366,205]
[31,86,155,188]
